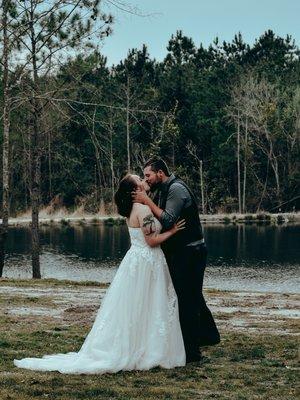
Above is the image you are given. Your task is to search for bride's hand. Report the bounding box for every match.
[170,219,186,234]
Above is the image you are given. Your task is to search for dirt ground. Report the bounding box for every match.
[1,280,299,336]
[0,280,299,400]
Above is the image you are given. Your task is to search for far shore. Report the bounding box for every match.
[2,211,300,226]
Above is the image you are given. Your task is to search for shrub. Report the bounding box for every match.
[257,213,271,221]
[277,215,285,224]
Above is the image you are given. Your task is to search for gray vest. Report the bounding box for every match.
[159,177,204,253]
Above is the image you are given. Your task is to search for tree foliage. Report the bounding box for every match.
[1,29,300,214]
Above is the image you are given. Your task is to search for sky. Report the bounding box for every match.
[100,0,300,66]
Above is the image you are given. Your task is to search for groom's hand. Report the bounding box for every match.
[133,189,163,220]
[132,189,150,205]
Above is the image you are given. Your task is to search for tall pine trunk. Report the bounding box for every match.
[126,76,131,172]
[29,2,41,279]
[0,0,10,277]
[48,130,52,200]
[200,160,205,214]
[90,107,103,201]
[237,110,242,213]
[109,115,115,213]
[242,117,248,213]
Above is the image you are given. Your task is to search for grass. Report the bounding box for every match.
[0,278,109,288]
[0,281,298,400]
[257,213,271,221]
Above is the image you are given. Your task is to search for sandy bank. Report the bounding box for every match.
[2,211,300,226]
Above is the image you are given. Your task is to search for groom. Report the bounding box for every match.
[133,158,220,362]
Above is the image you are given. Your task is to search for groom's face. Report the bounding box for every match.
[143,166,162,190]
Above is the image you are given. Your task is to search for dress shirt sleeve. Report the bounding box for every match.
[160,183,190,230]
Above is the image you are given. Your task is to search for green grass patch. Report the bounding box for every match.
[0,320,298,399]
[0,278,108,288]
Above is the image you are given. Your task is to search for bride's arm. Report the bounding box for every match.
[137,206,185,247]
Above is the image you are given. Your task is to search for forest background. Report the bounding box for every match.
[1,1,299,223]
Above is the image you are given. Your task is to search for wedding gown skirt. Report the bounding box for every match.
[14,226,186,374]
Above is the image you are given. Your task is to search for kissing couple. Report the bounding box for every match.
[14,158,220,374]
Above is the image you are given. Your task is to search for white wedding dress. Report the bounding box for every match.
[14,220,186,374]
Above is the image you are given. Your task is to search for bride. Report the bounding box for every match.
[14,173,186,374]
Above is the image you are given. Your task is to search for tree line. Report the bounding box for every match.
[0,0,299,277]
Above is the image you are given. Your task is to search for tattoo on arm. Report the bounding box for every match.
[142,214,156,236]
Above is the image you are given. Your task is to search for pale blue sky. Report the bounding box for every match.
[100,0,300,65]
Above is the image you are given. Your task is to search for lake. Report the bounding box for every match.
[3,223,300,293]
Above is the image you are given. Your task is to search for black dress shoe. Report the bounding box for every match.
[186,353,203,363]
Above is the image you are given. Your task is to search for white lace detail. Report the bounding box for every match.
[13,218,185,374]
[158,320,167,337]
[167,282,178,323]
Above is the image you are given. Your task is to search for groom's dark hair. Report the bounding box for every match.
[143,158,170,176]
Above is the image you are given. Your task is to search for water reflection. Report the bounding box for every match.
[9,224,131,260]
[204,224,299,265]
[3,223,300,293]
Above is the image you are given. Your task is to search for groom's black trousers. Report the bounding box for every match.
[163,243,220,356]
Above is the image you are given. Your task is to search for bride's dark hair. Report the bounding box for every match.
[114,174,138,217]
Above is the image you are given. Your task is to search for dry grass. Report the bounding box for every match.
[0,279,298,400]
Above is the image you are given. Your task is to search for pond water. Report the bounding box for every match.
[3,223,300,293]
